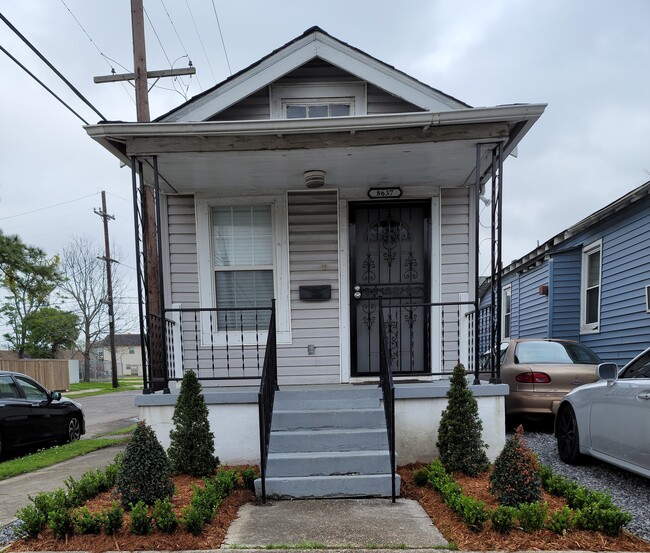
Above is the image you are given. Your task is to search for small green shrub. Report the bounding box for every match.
[168,370,218,477]
[548,505,574,535]
[516,502,548,533]
[48,504,73,540]
[129,500,153,535]
[575,504,632,537]
[15,505,46,539]
[489,425,541,507]
[436,364,490,476]
[102,502,124,536]
[539,463,553,487]
[152,497,178,533]
[544,473,578,498]
[213,469,237,497]
[30,489,68,520]
[565,486,613,510]
[66,469,110,507]
[491,506,517,534]
[73,506,103,535]
[116,421,174,508]
[413,467,429,487]
[104,453,122,488]
[240,466,258,491]
[181,503,206,536]
[453,495,489,531]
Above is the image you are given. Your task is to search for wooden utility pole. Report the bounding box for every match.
[94,191,119,389]
[94,0,195,390]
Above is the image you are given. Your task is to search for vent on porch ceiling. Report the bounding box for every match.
[304,170,325,188]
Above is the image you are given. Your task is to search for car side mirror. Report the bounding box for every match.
[597,362,618,382]
[51,391,62,401]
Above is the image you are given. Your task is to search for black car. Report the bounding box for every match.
[0,371,85,457]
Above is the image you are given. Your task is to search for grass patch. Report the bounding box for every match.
[68,379,143,397]
[0,438,127,481]
[102,423,138,437]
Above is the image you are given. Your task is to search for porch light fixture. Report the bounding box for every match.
[304,170,325,189]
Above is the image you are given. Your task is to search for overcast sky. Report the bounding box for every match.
[1,0,649,317]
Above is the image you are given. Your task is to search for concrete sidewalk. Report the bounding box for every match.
[0,443,126,527]
[222,498,448,549]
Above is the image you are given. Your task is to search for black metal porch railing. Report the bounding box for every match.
[465,305,498,382]
[163,304,274,382]
[257,300,278,503]
[378,304,396,503]
[378,300,481,380]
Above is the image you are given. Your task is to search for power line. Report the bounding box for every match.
[58,0,135,105]
[0,44,89,124]
[0,11,107,121]
[0,193,98,222]
[185,0,216,83]
[211,0,231,76]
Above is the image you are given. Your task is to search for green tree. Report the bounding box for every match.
[168,370,218,476]
[23,307,79,359]
[436,363,490,476]
[0,231,63,357]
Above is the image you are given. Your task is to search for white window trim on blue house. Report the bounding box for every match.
[501,284,512,339]
[580,239,602,334]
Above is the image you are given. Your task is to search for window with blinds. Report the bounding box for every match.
[212,205,273,330]
[581,240,602,333]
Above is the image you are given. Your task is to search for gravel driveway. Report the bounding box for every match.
[524,430,650,544]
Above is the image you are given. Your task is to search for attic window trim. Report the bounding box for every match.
[270,82,367,119]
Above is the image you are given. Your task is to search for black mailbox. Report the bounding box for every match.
[299,285,331,301]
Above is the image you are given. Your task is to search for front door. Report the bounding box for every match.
[349,202,430,376]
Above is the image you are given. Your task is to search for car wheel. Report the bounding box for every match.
[66,416,82,443]
[556,406,582,464]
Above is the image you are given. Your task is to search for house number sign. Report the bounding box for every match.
[367,187,402,199]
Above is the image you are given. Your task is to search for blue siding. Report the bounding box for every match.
[517,264,549,338]
[550,250,581,340]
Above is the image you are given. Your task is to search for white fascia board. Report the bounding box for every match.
[86,104,547,142]
[163,31,466,122]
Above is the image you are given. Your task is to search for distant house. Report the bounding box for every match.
[484,179,650,367]
[94,334,142,377]
[85,27,545,498]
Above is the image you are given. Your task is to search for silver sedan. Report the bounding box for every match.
[555,347,650,478]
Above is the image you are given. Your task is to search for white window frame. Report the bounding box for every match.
[270,82,367,119]
[580,239,602,334]
[195,194,291,345]
[501,284,512,339]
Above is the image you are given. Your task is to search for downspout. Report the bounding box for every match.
[547,257,554,339]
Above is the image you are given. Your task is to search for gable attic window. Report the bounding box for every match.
[581,239,602,333]
[270,82,366,119]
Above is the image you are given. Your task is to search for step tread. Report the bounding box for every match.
[268,449,390,460]
[271,427,386,436]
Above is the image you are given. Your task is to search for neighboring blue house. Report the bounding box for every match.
[485,179,650,367]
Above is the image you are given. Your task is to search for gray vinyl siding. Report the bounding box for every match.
[284,190,340,383]
[167,194,200,307]
[206,59,424,122]
[517,264,549,338]
[550,251,581,341]
[440,188,470,370]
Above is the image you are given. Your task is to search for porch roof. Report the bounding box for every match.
[86,104,545,194]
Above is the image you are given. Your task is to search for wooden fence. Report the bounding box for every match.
[0,359,70,391]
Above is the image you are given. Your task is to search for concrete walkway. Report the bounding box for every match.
[222,498,448,549]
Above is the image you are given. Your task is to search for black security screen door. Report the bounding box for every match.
[350,202,431,376]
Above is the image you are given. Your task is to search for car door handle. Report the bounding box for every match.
[637,393,650,400]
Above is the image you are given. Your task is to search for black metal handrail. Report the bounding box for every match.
[378,303,396,503]
[257,299,278,503]
[163,305,274,381]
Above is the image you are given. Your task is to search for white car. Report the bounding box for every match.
[555,346,650,478]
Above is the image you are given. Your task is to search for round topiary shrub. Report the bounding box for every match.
[489,425,542,507]
[436,363,490,476]
[115,421,174,508]
[168,370,218,477]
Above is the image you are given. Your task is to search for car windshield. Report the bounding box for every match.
[515,341,601,365]
[620,349,650,379]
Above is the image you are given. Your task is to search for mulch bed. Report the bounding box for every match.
[399,463,650,551]
[9,473,255,552]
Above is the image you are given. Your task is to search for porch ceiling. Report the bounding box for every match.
[86,105,546,194]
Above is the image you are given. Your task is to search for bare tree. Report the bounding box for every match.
[59,236,135,381]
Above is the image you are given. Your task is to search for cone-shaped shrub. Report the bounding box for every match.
[436,363,490,476]
[116,421,174,508]
[489,425,542,507]
[168,370,218,476]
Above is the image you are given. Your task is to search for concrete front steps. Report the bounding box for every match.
[254,386,400,499]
